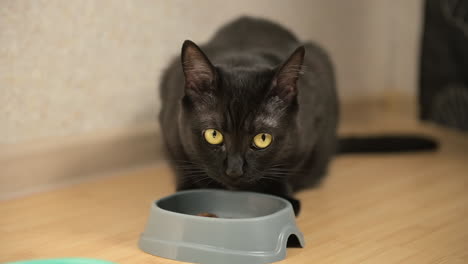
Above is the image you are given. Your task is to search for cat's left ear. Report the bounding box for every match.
[271,46,305,102]
[181,40,216,95]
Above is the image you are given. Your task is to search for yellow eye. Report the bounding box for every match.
[253,133,273,149]
[204,129,224,145]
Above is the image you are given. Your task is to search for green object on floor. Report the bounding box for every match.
[6,258,117,264]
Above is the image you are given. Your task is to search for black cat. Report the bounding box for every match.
[159,17,437,215]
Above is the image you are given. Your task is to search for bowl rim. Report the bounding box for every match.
[153,189,294,222]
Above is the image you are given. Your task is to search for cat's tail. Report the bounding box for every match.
[337,135,438,154]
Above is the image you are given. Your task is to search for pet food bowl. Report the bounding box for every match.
[138,189,304,264]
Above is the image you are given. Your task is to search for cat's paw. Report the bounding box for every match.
[285,197,301,216]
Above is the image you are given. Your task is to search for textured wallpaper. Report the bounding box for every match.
[0,0,422,144]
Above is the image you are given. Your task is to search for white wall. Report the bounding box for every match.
[0,0,424,144]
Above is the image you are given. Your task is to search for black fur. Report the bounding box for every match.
[159,17,437,216]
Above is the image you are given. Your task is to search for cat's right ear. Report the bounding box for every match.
[181,40,216,95]
[270,46,305,103]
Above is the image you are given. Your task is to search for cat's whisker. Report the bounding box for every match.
[183,171,207,176]
[266,168,305,173]
[177,172,210,185]
[191,175,213,185]
[174,163,202,167]
[265,169,293,173]
[166,159,205,166]
[177,167,205,173]
[175,161,201,165]
[269,163,289,168]
[266,170,291,174]
[263,172,295,179]
[184,174,207,179]
[176,166,202,171]
[259,177,282,183]
[263,174,290,178]
[265,171,296,174]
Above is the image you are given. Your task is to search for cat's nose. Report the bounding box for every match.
[225,154,244,177]
[226,167,243,177]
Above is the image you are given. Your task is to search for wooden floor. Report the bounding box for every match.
[1,100,468,264]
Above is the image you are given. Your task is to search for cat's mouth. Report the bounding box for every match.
[216,174,259,190]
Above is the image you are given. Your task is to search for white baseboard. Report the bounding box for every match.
[0,124,163,200]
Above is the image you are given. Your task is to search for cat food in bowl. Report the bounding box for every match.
[196,212,219,218]
[138,189,304,264]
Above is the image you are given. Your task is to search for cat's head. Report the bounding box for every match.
[178,40,305,189]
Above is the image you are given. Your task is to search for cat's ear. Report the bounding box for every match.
[271,46,305,102]
[181,40,216,95]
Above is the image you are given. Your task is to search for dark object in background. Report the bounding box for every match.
[420,0,468,131]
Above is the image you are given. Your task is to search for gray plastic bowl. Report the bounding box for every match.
[138,189,304,264]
